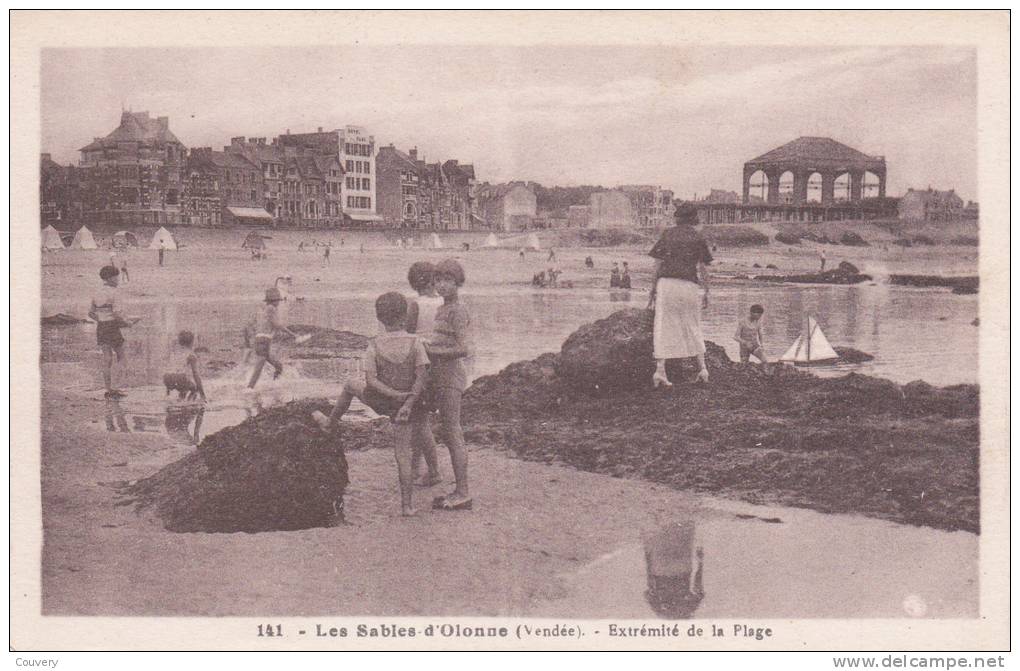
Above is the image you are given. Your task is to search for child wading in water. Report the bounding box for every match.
[424,259,473,511]
[734,304,768,364]
[320,292,431,516]
[89,265,134,399]
[404,261,444,487]
[247,287,299,388]
[163,330,207,401]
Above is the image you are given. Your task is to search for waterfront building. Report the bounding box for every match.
[476,182,537,231]
[78,110,187,225]
[898,188,965,223]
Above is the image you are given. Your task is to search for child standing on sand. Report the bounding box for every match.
[163,330,206,401]
[320,292,431,516]
[424,259,473,511]
[734,304,768,363]
[404,261,443,487]
[247,287,299,388]
[89,265,133,399]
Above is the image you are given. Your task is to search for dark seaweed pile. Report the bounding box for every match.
[120,400,349,533]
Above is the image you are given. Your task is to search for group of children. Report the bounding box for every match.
[315,258,473,516]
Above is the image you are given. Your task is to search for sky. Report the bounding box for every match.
[41,45,977,201]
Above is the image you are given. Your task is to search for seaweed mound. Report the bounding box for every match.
[461,309,979,532]
[120,400,348,533]
[283,325,369,350]
[757,260,871,285]
[555,308,655,393]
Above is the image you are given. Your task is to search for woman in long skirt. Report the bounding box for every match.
[648,203,712,386]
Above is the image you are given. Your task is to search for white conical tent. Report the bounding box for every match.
[525,233,541,250]
[483,233,499,248]
[426,233,444,249]
[149,226,178,251]
[780,316,840,364]
[42,225,65,250]
[71,226,98,250]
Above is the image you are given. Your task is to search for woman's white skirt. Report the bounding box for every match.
[653,278,705,359]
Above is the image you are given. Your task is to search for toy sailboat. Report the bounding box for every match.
[779,315,840,365]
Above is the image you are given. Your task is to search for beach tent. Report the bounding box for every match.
[242,230,269,250]
[779,315,839,365]
[525,233,541,250]
[425,233,444,249]
[41,225,65,250]
[149,226,178,251]
[112,230,139,247]
[71,225,98,250]
[483,233,499,248]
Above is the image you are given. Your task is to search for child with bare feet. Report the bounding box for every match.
[404,261,443,488]
[319,292,431,516]
[424,259,473,511]
[247,287,298,388]
[163,330,207,401]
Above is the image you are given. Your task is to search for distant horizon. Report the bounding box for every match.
[41,45,977,201]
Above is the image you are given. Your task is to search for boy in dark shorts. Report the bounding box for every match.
[89,265,133,399]
[246,287,299,388]
[163,330,206,401]
[321,292,430,516]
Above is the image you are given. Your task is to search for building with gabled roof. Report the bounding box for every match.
[742,136,886,205]
[78,110,187,225]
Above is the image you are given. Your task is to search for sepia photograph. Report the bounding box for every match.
[10,10,1010,653]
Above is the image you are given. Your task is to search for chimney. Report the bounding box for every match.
[41,153,51,162]
[231,136,245,148]
[158,116,169,129]
[286,129,290,135]
[409,147,418,161]
[318,126,323,133]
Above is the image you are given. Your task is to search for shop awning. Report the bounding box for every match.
[227,207,273,219]
[347,213,384,222]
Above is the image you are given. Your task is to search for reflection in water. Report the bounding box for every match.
[643,521,704,619]
[104,399,130,433]
[44,283,979,388]
[165,404,205,445]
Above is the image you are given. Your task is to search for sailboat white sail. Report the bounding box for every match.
[780,315,840,364]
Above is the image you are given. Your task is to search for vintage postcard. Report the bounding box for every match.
[10,10,1010,653]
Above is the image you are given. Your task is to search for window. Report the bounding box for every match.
[346,160,354,172]
[362,178,371,191]
[346,176,355,189]
[347,196,354,208]
[364,162,370,174]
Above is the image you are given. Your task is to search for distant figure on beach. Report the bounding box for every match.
[734,304,768,364]
[548,248,556,263]
[319,292,431,517]
[519,248,526,260]
[298,241,305,252]
[648,203,712,386]
[158,239,166,267]
[820,248,827,272]
[532,271,546,287]
[404,261,443,488]
[620,262,632,289]
[610,262,621,288]
[584,256,594,269]
[89,265,132,399]
[246,287,299,389]
[119,255,129,282]
[360,243,365,254]
[323,243,331,266]
[163,330,206,401]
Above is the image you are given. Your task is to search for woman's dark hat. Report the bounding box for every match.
[674,203,700,225]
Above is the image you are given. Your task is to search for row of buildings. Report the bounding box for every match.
[40,110,681,231]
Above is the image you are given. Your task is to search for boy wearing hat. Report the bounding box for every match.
[247,287,299,389]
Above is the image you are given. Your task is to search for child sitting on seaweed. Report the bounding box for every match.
[318,292,431,516]
[163,330,206,401]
